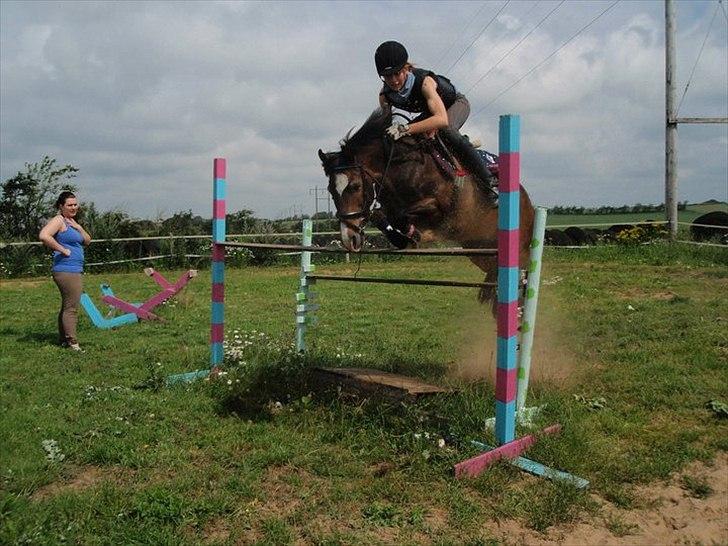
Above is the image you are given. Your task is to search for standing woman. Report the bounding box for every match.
[39,191,92,351]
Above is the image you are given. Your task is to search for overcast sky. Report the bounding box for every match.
[1,0,726,220]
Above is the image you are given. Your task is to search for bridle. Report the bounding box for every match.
[329,141,396,233]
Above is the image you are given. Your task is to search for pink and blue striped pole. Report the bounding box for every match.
[210,158,226,369]
[495,114,520,445]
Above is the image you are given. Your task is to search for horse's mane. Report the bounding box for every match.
[339,108,391,158]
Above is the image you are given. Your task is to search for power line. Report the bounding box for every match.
[433,1,490,70]
[677,0,722,114]
[465,0,565,95]
[445,0,512,74]
[472,0,620,119]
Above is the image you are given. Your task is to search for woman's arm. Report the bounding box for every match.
[39,216,71,256]
[406,76,449,136]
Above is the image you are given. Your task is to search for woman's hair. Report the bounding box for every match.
[55,191,76,208]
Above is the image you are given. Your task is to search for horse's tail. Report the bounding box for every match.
[478,282,498,317]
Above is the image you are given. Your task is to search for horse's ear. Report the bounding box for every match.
[318,149,327,163]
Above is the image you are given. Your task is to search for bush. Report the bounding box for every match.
[206,330,311,417]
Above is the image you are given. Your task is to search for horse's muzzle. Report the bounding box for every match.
[339,221,364,252]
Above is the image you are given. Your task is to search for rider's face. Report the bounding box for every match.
[381,67,408,91]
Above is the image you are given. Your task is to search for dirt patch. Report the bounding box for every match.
[257,465,321,519]
[0,278,48,289]
[199,518,231,544]
[31,465,132,501]
[450,298,579,391]
[493,452,728,545]
[615,288,681,301]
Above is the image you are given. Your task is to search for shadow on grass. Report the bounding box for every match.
[0,325,59,346]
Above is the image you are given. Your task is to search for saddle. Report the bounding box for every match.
[426,136,499,191]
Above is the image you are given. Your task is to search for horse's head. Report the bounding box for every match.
[318,149,376,252]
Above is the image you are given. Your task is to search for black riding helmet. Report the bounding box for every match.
[375,41,408,76]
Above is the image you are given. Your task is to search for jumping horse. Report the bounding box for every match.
[318,108,535,309]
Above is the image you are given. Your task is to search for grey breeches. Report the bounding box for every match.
[410,93,470,131]
[446,94,470,130]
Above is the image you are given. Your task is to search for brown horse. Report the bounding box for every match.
[318,108,535,306]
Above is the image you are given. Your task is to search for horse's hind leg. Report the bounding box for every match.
[468,255,498,316]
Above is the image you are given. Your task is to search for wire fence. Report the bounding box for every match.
[1,221,725,279]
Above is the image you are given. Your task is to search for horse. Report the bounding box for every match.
[318,108,535,309]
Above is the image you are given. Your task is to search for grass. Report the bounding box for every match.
[1,243,727,544]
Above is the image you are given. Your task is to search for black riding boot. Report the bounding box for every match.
[441,130,497,192]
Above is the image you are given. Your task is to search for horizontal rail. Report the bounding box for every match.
[86,255,175,266]
[673,117,728,124]
[674,240,727,248]
[676,222,728,230]
[307,274,495,288]
[548,220,668,228]
[221,242,497,256]
[0,231,355,248]
[9,221,727,248]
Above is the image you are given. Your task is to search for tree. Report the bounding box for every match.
[0,156,79,240]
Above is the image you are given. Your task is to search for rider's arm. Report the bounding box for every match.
[379,93,388,109]
[406,76,449,136]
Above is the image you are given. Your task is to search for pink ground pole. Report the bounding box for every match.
[454,425,562,479]
[101,295,162,321]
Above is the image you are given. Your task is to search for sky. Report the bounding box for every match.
[1,0,726,220]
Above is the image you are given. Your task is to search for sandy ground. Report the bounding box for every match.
[495,452,728,545]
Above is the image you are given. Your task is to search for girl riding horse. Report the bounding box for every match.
[374,40,495,247]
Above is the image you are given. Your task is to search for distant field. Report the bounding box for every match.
[547,202,727,228]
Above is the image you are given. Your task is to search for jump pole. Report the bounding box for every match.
[494,113,521,446]
[454,115,587,487]
[166,158,226,385]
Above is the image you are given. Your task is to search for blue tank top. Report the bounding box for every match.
[52,221,85,273]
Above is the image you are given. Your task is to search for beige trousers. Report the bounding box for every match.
[52,272,83,344]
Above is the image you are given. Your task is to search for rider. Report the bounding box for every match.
[373,40,495,247]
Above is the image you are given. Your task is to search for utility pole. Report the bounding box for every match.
[308,186,331,217]
[665,0,727,239]
[665,0,678,238]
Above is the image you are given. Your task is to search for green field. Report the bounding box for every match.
[547,202,727,228]
[1,243,727,544]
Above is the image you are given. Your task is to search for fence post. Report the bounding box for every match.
[295,219,315,352]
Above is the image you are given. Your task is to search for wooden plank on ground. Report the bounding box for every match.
[312,367,451,401]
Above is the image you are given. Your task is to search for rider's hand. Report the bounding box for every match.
[61,247,71,257]
[386,123,410,141]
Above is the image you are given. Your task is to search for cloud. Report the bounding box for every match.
[1,0,726,221]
